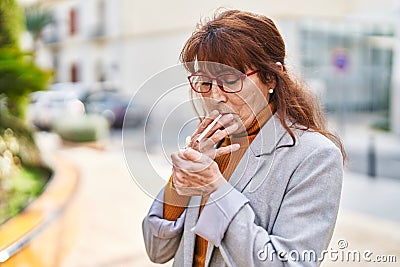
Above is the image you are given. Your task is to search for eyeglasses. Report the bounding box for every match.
[187,70,259,94]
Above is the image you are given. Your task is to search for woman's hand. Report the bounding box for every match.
[188,110,242,159]
[171,148,235,196]
[170,111,242,196]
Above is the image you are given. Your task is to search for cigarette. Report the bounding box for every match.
[196,114,222,142]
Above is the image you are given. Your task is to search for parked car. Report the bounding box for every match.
[26,91,85,131]
[82,91,145,128]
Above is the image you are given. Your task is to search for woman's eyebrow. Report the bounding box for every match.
[193,68,237,75]
[216,67,241,75]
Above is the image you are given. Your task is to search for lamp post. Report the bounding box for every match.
[367,134,377,178]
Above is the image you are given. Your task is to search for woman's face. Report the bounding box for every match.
[198,67,275,133]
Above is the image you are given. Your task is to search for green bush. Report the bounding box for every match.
[0,165,50,225]
[0,48,52,117]
[53,115,109,143]
[0,0,52,225]
[0,105,50,224]
[371,117,391,132]
[0,98,41,167]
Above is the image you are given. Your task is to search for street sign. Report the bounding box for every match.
[332,49,350,71]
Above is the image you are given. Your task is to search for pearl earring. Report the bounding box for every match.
[269,88,274,94]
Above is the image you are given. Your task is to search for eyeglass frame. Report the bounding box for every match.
[187,70,259,94]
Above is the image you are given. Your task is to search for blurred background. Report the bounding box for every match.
[1,0,399,266]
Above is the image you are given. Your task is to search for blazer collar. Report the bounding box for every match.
[227,113,294,194]
[249,113,294,157]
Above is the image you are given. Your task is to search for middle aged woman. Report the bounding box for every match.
[142,9,345,267]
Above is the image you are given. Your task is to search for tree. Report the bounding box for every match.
[0,0,24,47]
[0,0,51,226]
[0,48,51,117]
[0,0,51,118]
[25,3,53,57]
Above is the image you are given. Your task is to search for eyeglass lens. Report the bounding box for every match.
[190,74,242,93]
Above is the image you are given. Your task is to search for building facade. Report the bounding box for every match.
[20,0,400,135]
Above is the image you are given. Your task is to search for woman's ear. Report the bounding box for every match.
[266,73,277,89]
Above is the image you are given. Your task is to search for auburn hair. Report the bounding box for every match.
[180,9,346,161]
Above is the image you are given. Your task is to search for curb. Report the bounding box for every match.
[0,155,80,266]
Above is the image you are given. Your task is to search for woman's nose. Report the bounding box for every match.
[209,82,227,103]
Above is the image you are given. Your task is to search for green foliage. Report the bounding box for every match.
[0,0,51,117]
[0,165,50,225]
[0,89,49,226]
[0,48,52,117]
[0,101,41,168]
[0,0,51,225]
[54,115,110,143]
[25,4,53,41]
[0,111,49,225]
[371,116,391,132]
[0,0,24,47]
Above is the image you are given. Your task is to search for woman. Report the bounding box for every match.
[142,10,345,267]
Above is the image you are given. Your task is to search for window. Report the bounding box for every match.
[69,8,77,35]
[70,63,79,83]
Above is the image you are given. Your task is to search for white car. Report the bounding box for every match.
[27,91,85,130]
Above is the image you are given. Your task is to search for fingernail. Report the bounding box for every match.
[233,143,240,150]
[226,113,233,119]
[184,147,193,153]
[185,136,191,146]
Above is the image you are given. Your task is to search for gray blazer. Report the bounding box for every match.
[142,114,343,266]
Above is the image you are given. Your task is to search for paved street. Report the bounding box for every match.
[37,132,167,267]
[35,124,400,266]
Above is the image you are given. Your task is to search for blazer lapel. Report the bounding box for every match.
[203,114,293,266]
[183,195,201,265]
[228,148,263,193]
[229,114,289,193]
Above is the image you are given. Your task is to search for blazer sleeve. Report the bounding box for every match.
[142,187,186,264]
[193,144,343,267]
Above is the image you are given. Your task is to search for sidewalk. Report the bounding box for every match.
[325,208,400,266]
[341,171,400,222]
[35,131,399,266]
[330,112,400,155]
[36,132,165,267]
[323,170,400,266]
[329,113,400,179]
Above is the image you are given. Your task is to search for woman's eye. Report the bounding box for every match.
[201,82,212,86]
[222,76,240,84]
[225,79,239,85]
